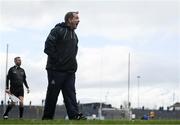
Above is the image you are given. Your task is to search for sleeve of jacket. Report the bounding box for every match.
[44,27,60,60]
[23,70,29,89]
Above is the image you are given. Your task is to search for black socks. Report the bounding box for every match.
[3,105,13,116]
[19,107,24,118]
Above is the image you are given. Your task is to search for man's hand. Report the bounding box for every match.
[5,89,10,94]
[27,88,30,94]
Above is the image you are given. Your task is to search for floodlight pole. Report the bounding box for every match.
[4,44,9,113]
[127,52,131,119]
[137,76,141,109]
[128,53,130,108]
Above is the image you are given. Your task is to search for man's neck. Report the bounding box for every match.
[66,23,73,30]
[15,65,20,68]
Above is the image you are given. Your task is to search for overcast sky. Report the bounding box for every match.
[0,0,180,109]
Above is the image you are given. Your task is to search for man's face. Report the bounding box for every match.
[15,58,21,66]
[69,13,80,29]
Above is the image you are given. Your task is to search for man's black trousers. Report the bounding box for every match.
[42,70,79,119]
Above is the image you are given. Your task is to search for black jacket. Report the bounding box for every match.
[6,66,29,89]
[44,22,78,73]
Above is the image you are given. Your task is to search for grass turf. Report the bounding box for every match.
[0,119,180,125]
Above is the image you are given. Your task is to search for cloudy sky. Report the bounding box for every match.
[0,0,179,109]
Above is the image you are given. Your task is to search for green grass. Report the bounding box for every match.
[0,119,180,125]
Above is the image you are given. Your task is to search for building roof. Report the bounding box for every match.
[170,102,180,108]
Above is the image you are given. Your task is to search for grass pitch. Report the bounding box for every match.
[0,119,180,125]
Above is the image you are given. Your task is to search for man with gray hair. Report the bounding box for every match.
[42,11,86,120]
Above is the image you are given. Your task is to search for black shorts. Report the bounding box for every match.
[10,87,24,97]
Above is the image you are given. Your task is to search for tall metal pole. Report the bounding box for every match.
[128,53,130,109]
[127,53,131,120]
[137,76,141,108]
[4,44,9,113]
[99,49,103,119]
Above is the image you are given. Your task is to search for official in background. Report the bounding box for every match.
[42,11,86,120]
[3,57,30,119]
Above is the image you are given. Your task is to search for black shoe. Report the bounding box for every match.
[3,115,8,120]
[71,113,87,120]
[42,117,53,120]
